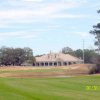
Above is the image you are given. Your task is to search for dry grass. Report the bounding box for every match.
[0,64,95,78]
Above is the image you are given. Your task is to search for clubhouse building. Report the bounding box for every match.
[33,52,83,67]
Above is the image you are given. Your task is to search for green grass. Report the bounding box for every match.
[0,68,65,74]
[0,75,100,100]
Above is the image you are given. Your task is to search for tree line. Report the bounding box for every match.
[0,47,35,66]
[0,46,97,66]
[62,47,98,64]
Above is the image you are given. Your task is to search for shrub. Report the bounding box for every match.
[89,64,100,74]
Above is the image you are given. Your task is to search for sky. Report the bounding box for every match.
[0,0,100,55]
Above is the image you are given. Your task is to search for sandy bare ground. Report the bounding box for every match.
[0,64,94,70]
[0,64,95,78]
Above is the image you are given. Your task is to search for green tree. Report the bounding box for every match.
[13,48,26,65]
[75,49,83,59]
[23,47,35,64]
[75,49,97,63]
[0,47,14,65]
[90,10,100,54]
[0,46,35,66]
[84,49,97,63]
[62,47,75,56]
[90,9,100,72]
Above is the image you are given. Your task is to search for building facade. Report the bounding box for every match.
[33,52,83,67]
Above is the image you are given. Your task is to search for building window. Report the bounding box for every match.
[33,63,35,66]
[68,62,71,65]
[36,63,39,66]
[41,63,44,66]
[45,62,48,66]
[73,62,76,64]
[54,62,57,66]
[63,62,67,66]
[49,62,52,66]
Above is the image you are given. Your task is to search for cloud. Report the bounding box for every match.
[23,0,43,2]
[0,31,37,39]
[0,23,11,28]
[47,24,60,29]
[0,10,35,19]
[74,32,90,37]
[0,0,88,25]
[50,13,87,19]
[0,0,91,30]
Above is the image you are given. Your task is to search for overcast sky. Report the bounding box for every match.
[0,0,100,55]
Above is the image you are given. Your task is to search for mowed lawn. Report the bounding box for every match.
[0,75,100,100]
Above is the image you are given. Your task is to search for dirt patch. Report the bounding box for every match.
[0,72,85,78]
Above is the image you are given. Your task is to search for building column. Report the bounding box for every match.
[67,62,69,66]
[52,62,54,66]
[57,62,58,66]
[61,62,63,66]
[47,62,49,66]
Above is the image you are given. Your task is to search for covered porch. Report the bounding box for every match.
[33,61,79,67]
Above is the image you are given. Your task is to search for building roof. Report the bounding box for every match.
[36,52,83,62]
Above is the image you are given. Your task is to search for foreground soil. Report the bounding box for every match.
[0,64,95,78]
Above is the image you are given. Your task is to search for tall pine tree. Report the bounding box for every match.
[90,10,100,54]
[90,10,100,73]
